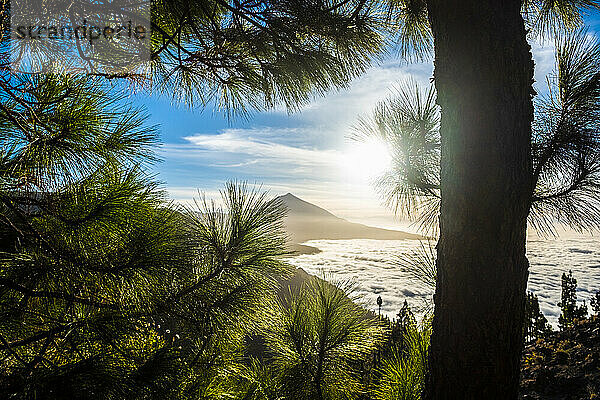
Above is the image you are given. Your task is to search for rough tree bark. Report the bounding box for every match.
[424,1,534,398]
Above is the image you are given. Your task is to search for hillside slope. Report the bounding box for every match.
[520,316,600,399]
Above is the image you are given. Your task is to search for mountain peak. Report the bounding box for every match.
[275,193,424,245]
[276,193,338,218]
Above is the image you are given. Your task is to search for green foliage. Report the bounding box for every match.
[383,0,432,60]
[264,276,385,400]
[380,0,599,61]
[3,2,597,398]
[523,292,554,342]
[1,0,392,115]
[5,0,596,117]
[377,300,418,359]
[0,74,157,186]
[397,300,417,336]
[226,357,283,400]
[179,182,292,335]
[522,0,600,39]
[0,74,181,398]
[371,309,430,400]
[352,80,440,234]
[396,240,437,294]
[529,29,600,234]
[558,270,588,330]
[0,73,293,398]
[149,0,389,113]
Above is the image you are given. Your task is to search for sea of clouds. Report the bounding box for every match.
[287,236,600,327]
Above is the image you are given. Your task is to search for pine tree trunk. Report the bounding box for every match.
[424,1,534,398]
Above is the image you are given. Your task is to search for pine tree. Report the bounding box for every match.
[0,73,178,397]
[372,306,431,400]
[4,1,600,398]
[523,292,553,343]
[0,74,292,398]
[558,270,588,330]
[591,291,600,315]
[398,300,417,328]
[387,2,599,398]
[264,277,384,400]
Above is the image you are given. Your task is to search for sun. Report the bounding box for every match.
[340,139,392,183]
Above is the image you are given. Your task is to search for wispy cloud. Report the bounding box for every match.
[161,130,344,183]
[183,131,342,168]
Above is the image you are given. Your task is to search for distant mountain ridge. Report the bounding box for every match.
[276,193,423,254]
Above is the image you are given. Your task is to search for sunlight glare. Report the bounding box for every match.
[341,139,392,183]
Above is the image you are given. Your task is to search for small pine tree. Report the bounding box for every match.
[558,270,588,330]
[265,277,385,400]
[591,291,600,315]
[398,300,417,330]
[372,305,431,400]
[396,300,417,357]
[376,301,419,362]
[523,292,553,342]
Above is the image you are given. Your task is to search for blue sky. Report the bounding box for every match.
[136,14,600,229]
